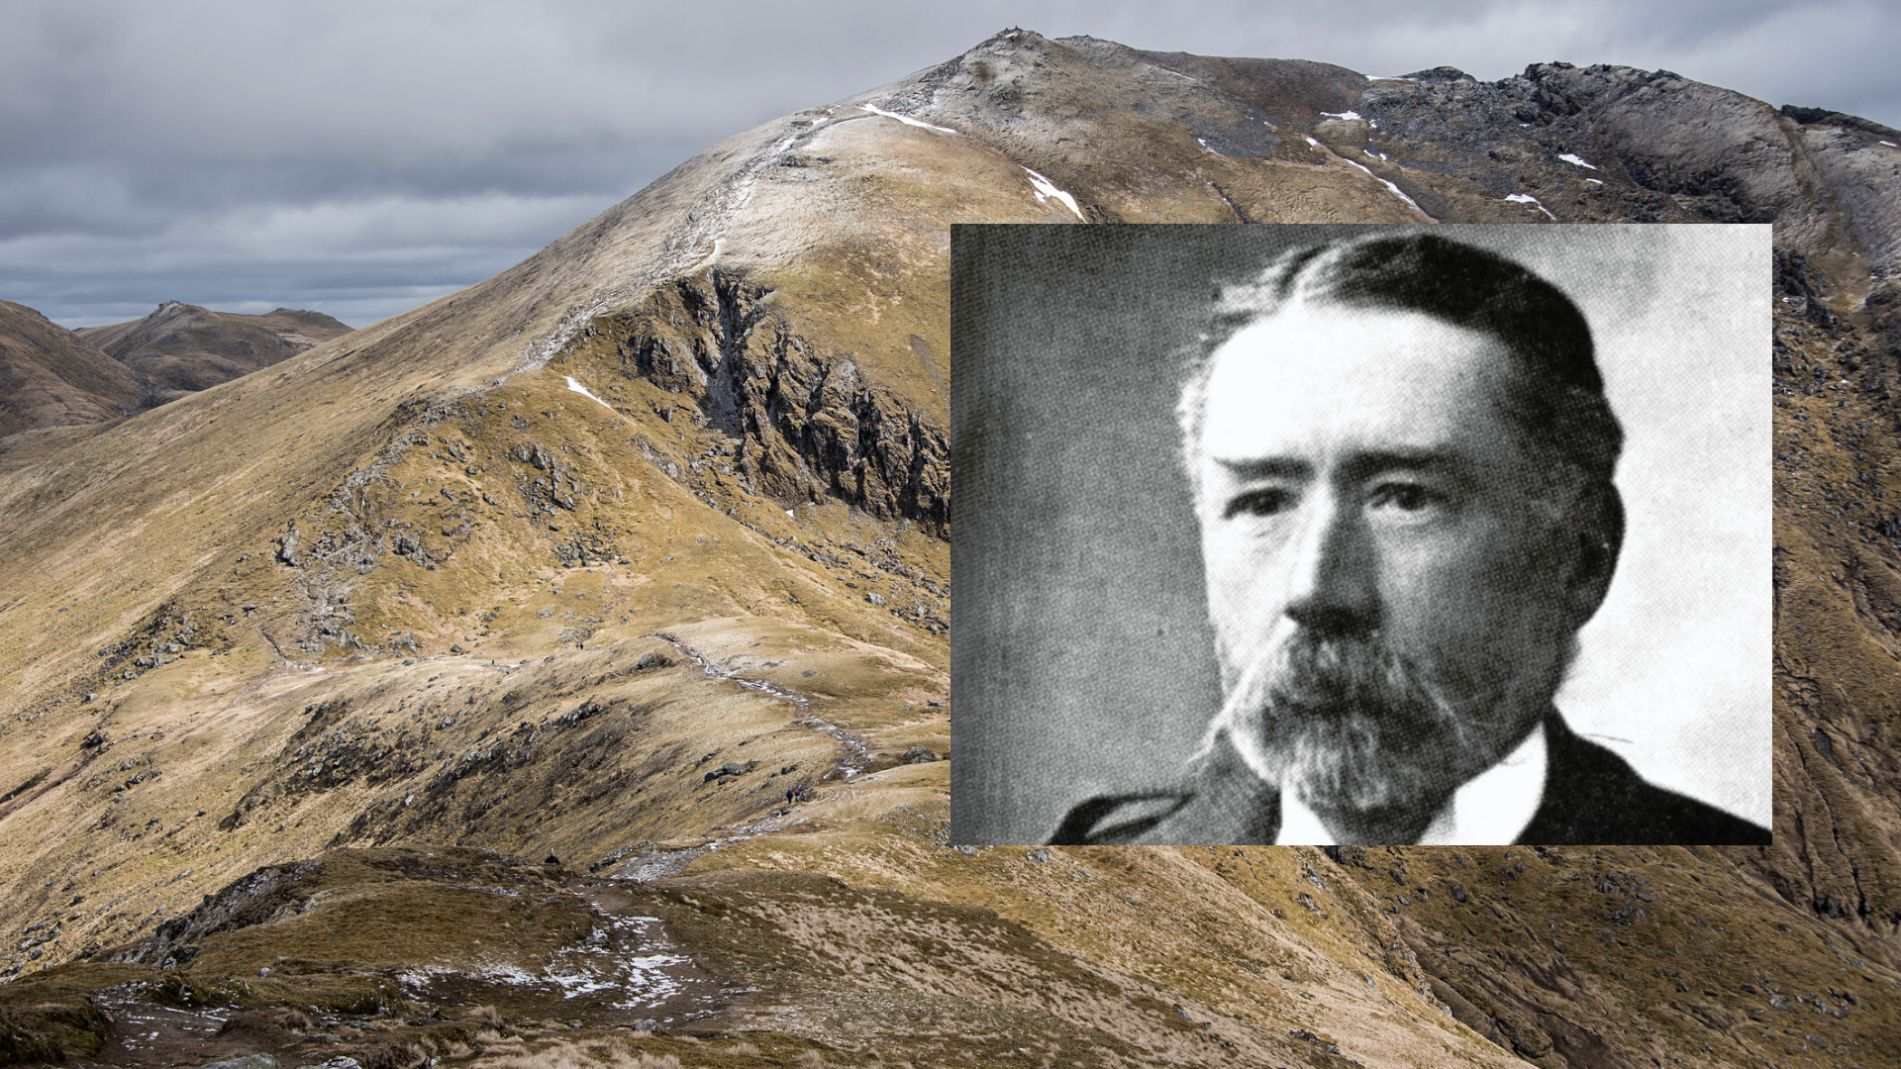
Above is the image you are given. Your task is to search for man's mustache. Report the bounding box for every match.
[1218,628,1457,733]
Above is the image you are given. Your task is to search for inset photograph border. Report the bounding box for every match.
[950,223,1772,846]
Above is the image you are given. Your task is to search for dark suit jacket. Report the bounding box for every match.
[1050,713,1769,846]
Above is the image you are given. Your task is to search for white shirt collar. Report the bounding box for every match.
[1274,721,1547,845]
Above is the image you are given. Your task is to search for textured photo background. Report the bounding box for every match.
[950,223,1772,844]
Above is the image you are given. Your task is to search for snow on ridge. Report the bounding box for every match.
[1303,135,1321,148]
[525,297,612,374]
[1023,167,1084,221]
[1556,153,1598,170]
[1342,158,1424,214]
[1320,110,1364,121]
[515,123,811,379]
[1505,192,1557,220]
[565,376,616,412]
[858,103,956,135]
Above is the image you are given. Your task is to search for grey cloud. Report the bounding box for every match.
[3,0,1895,329]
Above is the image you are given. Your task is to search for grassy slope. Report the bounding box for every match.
[0,301,144,438]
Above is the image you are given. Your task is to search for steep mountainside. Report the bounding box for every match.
[78,303,352,402]
[0,301,143,439]
[2,29,1899,1069]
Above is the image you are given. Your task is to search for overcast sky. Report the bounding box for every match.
[4,0,1895,329]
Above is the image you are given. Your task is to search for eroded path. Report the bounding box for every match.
[654,631,873,776]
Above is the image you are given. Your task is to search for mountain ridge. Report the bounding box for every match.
[76,301,353,404]
[0,299,353,450]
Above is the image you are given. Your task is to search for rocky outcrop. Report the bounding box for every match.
[1352,61,1888,261]
[589,271,950,538]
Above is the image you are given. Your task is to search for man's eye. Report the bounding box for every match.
[1223,488,1293,519]
[1367,482,1440,513]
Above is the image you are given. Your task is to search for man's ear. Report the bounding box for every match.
[1566,485,1624,628]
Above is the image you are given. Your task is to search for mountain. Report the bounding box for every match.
[0,301,143,439]
[3,29,1900,1068]
[76,302,353,404]
[0,300,352,462]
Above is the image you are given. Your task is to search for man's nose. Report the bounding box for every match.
[1283,492,1376,636]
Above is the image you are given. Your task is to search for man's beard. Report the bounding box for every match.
[1212,623,1549,818]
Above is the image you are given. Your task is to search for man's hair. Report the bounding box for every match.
[1176,232,1625,509]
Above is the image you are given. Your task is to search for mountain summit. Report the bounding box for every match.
[1,30,1898,1068]
[0,299,351,456]
[77,302,352,403]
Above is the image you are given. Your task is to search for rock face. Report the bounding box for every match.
[78,301,351,402]
[583,272,949,535]
[1,27,1900,1069]
[1352,62,1839,238]
[0,300,143,437]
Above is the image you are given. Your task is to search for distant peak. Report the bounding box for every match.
[966,27,1049,53]
[1403,66,1476,82]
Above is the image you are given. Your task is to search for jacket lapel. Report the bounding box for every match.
[1518,710,1639,843]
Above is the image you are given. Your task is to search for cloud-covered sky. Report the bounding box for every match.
[4,0,1895,328]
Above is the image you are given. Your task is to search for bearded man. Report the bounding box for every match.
[1050,232,1769,846]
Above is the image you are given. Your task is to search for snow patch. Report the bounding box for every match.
[1505,192,1557,220]
[565,376,616,412]
[1883,140,1898,147]
[396,915,689,1009]
[1363,149,1388,161]
[1303,135,1321,148]
[1320,110,1364,121]
[1023,167,1085,220]
[1584,177,1604,185]
[1197,137,1219,154]
[1556,153,1598,169]
[1343,158,1424,214]
[858,103,956,135]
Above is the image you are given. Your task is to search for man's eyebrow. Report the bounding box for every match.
[1211,451,1465,483]
[1336,450,1461,483]
[1211,456,1311,480]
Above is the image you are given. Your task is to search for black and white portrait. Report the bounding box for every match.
[950,224,1771,846]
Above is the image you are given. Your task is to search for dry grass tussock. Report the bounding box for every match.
[482,1046,682,1069]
